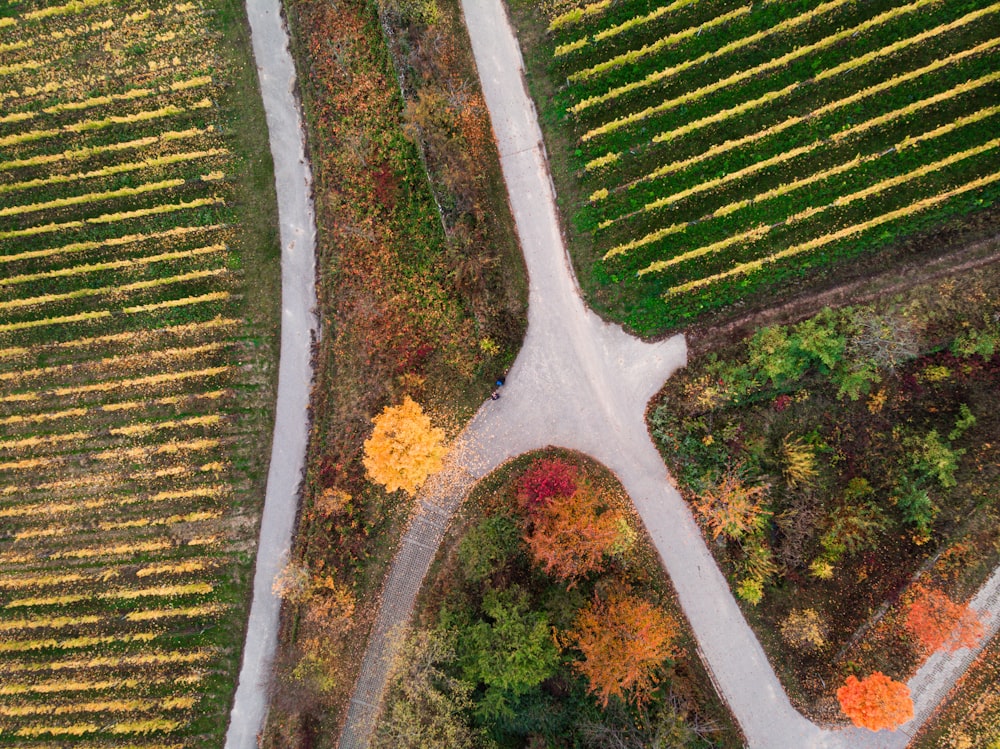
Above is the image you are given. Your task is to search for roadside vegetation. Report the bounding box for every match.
[262,0,527,743]
[0,0,280,743]
[373,451,742,749]
[647,265,999,723]
[509,0,1000,335]
[914,633,1000,748]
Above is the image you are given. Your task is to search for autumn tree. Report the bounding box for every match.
[568,589,679,707]
[693,468,769,541]
[904,585,984,655]
[525,484,627,583]
[516,457,578,512]
[363,396,446,496]
[837,672,913,731]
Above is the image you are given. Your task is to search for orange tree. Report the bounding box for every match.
[693,468,769,541]
[837,672,913,731]
[363,396,447,496]
[525,484,626,584]
[904,585,983,655]
[567,589,679,707]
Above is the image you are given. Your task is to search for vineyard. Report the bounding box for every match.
[0,0,278,745]
[530,0,1000,332]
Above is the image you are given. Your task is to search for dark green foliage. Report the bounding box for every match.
[456,586,561,721]
[458,514,522,583]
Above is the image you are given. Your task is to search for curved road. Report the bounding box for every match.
[224,0,318,746]
[330,1,1000,748]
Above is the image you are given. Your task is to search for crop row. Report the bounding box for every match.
[0,0,267,740]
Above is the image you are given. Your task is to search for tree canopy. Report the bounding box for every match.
[837,672,913,731]
[363,396,447,495]
[569,590,679,707]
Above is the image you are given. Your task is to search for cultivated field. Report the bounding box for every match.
[0,0,278,744]
[536,0,1000,332]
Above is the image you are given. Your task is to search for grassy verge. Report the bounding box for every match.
[262,0,526,744]
[912,634,1000,748]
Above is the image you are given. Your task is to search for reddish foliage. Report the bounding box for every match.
[525,485,624,584]
[904,585,984,655]
[516,458,578,512]
[837,672,913,731]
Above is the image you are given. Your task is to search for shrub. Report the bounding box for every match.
[837,672,913,731]
[781,434,818,489]
[693,468,769,541]
[780,609,827,652]
[515,458,578,513]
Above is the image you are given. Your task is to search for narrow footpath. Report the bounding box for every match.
[224,0,318,746]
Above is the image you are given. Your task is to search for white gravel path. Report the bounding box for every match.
[223,0,318,746]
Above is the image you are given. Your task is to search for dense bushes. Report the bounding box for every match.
[648,270,1000,718]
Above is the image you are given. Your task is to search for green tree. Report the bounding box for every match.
[458,587,560,721]
[373,628,483,749]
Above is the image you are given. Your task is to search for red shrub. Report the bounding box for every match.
[516,458,578,513]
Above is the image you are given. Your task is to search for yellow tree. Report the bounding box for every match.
[363,396,446,496]
[568,589,678,707]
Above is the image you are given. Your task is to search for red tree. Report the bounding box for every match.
[837,672,913,731]
[516,458,578,512]
[568,590,678,707]
[904,585,984,654]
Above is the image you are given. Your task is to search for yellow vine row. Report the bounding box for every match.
[0,485,223,521]
[587,36,1000,173]
[6,582,215,609]
[564,5,750,75]
[0,197,225,241]
[0,267,227,311]
[0,695,196,718]
[639,97,999,216]
[0,149,227,196]
[570,0,855,112]
[2,647,213,674]
[638,136,1000,275]
[0,175,191,218]
[123,290,231,315]
[0,614,100,633]
[0,223,221,265]
[0,631,158,655]
[0,310,112,336]
[548,0,612,32]
[580,0,939,140]
[0,126,209,172]
[602,69,1000,236]
[645,4,1000,147]
[666,169,1000,294]
[0,243,227,287]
